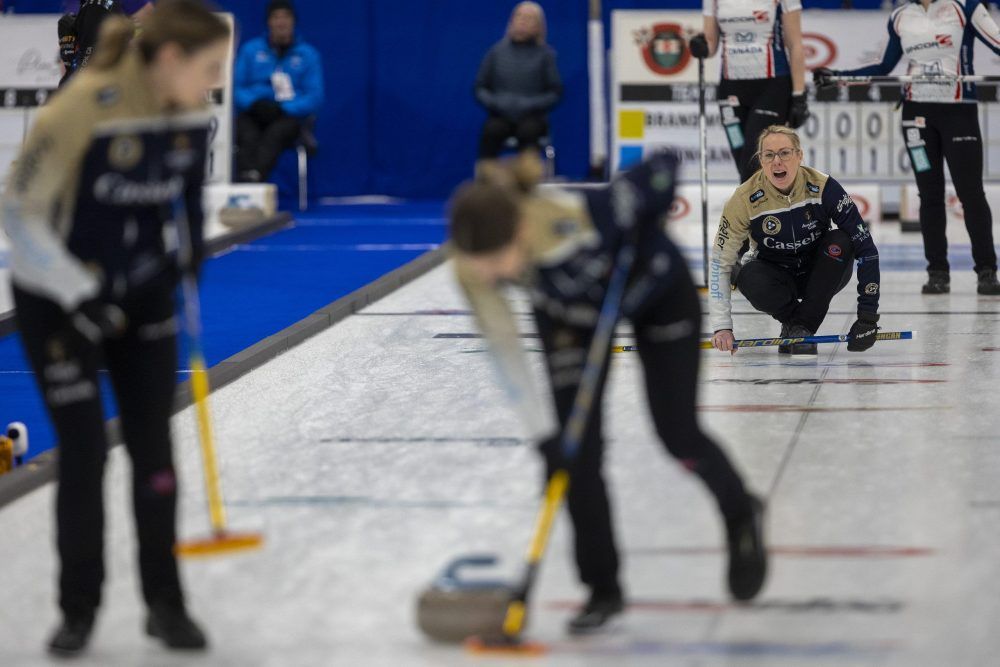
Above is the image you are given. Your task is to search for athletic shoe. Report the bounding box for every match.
[727,495,768,602]
[977,270,1000,295]
[787,324,816,355]
[777,322,792,354]
[566,591,625,635]
[146,602,208,650]
[48,613,94,656]
[922,270,950,294]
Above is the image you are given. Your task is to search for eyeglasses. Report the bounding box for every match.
[760,148,798,163]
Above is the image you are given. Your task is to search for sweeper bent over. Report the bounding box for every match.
[449,151,767,635]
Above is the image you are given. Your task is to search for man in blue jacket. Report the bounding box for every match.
[233,0,323,183]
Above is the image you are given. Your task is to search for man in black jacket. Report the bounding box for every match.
[59,1,154,86]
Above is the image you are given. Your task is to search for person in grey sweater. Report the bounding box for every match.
[475,2,562,159]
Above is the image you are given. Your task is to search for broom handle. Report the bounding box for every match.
[698,56,709,289]
[828,74,1000,84]
[175,200,227,534]
[501,240,636,639]
[613,330,914,353]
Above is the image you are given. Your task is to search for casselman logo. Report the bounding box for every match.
[634,23,691,76]
[94,174,185,206]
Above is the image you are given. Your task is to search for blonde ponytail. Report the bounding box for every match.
[510,151,543,193]
[474,152,543,195]
[90,15,136,70]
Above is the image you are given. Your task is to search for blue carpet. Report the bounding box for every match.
[0,202,447,462]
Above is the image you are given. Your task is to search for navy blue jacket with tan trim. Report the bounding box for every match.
[709,165,880,333]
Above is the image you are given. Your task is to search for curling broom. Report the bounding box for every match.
[612,330,915,353]
[172,199,264,558]
[416,240,637,653]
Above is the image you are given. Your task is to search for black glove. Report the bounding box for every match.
[248,99,284,125]
[71,299,127,344]
[813,67,836,90]
[847,312,879,352]
[58,13,78,69]
[688,33,710,59]
[537,435,567,482]
[788,92,809,128]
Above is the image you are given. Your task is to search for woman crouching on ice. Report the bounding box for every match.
[710,125,881,355]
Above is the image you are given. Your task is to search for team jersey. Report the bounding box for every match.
[709,166,880,333]
[704,0,801,80]
[1,51,208,311]
[839,0,1000,103]
[455,152,684,436]
[69,1,124,75]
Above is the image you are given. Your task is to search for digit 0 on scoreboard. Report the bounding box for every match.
[829,104,860,177]
[802,103,828,173]
[859,104,893,178]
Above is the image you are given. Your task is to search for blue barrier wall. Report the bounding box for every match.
[7,0,891,198]
[213,0,590,199]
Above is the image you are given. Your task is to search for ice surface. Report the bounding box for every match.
[1,219,999,666]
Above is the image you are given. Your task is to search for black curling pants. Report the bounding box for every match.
[737,228,854,332]
[901,101,997,274]
[534,261,751,597]
[13,285,185,619]
[236,110,302,181]
[478,113,549,158]
[717,76,792,183]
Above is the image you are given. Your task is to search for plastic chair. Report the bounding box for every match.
[296,117,318,212]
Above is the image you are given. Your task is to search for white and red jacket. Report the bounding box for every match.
[705,0,802,80]
[838,0,1000,103]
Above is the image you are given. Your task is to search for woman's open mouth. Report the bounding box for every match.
[772,168,788,180]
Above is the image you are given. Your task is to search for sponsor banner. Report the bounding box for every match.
[613,10,1000,85]
[0,14,235,184]
[201,12,235,184]
[0,17,62,89]
[612,10,1000,182]
[615,103,739,182]
[613,12,714,85]
[900,182,1000,225]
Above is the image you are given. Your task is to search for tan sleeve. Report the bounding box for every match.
[1,94,98,310]
[454,259,551,439]
[708,192,752,333]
